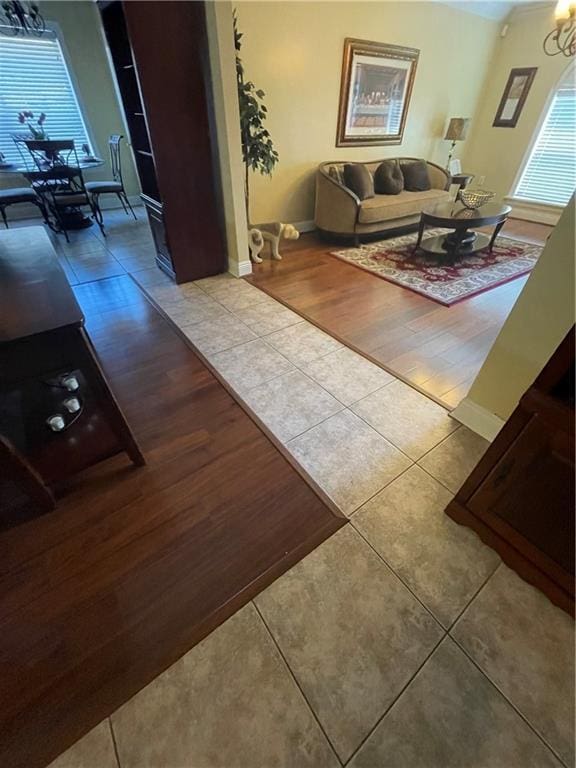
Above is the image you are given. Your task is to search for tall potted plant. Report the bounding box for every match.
[234,11,278,225]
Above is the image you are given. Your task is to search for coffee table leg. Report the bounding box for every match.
[489,220,506,252]
[446,228,468,264]
[414,217,425,254]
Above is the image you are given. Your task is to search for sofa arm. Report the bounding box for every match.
[315,170,360,234]
[427,161,451,191]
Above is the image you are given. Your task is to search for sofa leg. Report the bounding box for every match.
[353,234,360,247]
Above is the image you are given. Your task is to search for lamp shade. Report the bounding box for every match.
[444,117,470,141]
[554,0,576,21]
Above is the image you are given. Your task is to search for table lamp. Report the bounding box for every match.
[444,117,470,170]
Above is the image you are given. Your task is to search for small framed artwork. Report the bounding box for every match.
[336,38,419,147]
[493,67,537,128]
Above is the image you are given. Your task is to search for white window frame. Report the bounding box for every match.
[0,21,98,160]
[507,61,575,211]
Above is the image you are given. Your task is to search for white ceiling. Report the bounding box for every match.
[441,1,549,21]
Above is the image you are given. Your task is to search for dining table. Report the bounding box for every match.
[0,156,105,230]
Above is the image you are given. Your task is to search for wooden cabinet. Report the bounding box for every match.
[98,0,226,283]
[446,327,575,616]
[0,228,144,527]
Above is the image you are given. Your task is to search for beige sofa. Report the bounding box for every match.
[315,158,451,242]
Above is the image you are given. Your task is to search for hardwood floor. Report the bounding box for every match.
[248,219,552,408]
[0,274,344,768]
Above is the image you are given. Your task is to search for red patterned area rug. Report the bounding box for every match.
[331,229,541,306]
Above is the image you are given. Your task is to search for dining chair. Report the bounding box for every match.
[85,135,136,220]
[0,187,48,229]
[23,140,104,242]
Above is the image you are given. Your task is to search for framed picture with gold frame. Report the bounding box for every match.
[493,67,537,128]
[336,38,419,147]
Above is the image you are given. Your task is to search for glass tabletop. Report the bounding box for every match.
[422,201,512,221]
[0,158,104,174]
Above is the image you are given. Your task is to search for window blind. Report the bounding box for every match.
[0,30,92,164]
[514,73,576,207]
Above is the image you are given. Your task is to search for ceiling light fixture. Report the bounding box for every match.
[0,1,45,37]
[543,0,576,57]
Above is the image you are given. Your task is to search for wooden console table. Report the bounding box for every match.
[0,227,144,522]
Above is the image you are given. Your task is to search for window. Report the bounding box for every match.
[513,68,576,207]
[0,29,93,164]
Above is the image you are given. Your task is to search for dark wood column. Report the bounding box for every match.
[100,1,227,283]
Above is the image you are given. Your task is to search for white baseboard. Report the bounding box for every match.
[505,198,562,226]
[450,397,505,442]
[292,219,316,233]
[230,259,252,277]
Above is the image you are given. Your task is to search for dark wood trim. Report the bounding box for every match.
[493,67,537,128]
[246,223,548,409]
[99,1,227,283]
[445,327,574,616]
[446,499,574,616]
[246,273,453,411]
[0,436,55,517]
[130,276,347,521]
[336,38,419,147]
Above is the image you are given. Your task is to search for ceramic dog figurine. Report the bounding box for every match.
[248,222,300,263]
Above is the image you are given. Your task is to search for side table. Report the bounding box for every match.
[451,173,475,192]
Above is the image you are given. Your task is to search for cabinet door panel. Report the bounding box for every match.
[469,415,574,575]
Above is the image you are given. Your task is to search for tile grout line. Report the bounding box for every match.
[155,288,405,452]
[154,284,439,519]
[346,460,416,518]
[145,287,392,517]
[348,516,445,630]
[107,717,122,768]
[344,405,430,464]
[202,296,457,479]
[445,558,502,634]
[417,461,462,495]
[149,272,548,752]
[157,285,399,420]
[343,632,448,766]
[251,600,345,768]
[448,631,570,768]
[198,289,465,465]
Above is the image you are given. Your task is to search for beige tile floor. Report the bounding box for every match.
[15,211,572,768]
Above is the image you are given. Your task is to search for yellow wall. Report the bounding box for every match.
[1,0,140,198]
[236,1,500,224]
[464,196,575,422]
[462,4,572,204]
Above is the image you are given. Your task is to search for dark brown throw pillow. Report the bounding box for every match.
[343,163,374,200]
[401,160,431,191]
[374,160,404,195]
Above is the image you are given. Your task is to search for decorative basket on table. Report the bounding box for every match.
[458,189,495,209]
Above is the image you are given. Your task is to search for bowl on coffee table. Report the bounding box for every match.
[459,189,495,210]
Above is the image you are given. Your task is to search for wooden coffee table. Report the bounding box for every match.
[414,201,512,262]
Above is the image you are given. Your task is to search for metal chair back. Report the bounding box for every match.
[23,139,77,171]
[109,135,125,185]
[24,142,92,220]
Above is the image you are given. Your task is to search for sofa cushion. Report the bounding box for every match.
[401,160,431,191]
[374,160,404,195]
[358,189,451,224]
[343,163,374,200]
